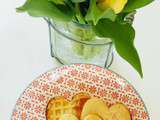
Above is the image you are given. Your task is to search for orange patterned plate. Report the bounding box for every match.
[12,64,149,120]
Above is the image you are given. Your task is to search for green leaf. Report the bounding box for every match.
[124,0,154,12]
[71,0,85,3]
[49,0,65,5]
[16,0,74,22]
[94,19,143,77]
[85,0,116,25]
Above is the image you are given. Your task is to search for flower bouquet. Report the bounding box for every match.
[17,0,154,77]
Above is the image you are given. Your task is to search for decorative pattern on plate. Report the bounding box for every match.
[12,64,149,120]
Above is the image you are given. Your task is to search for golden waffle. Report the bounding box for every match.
[109,103,131,120]
[83,114,102,120]
[46,93,90,120]
[81,97,110,120]
[46,96,77,120]
[59,114,79,120]
[46,94,131,120]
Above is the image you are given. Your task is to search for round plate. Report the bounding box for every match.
[12,64,149,120]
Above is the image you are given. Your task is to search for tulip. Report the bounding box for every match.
[98,0,128,14]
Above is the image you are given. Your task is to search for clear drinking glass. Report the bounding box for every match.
[45,19,113,68]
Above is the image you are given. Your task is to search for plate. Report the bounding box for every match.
[12,64,149,120]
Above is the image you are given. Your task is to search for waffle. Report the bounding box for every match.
[46,93,90,120]
[83,114,102,120]
[46,96,77,120]
[46,94,131,120]
[109,103,131,120]
[59,114,79,120]
[81,97,110,120]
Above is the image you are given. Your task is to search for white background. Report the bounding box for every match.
[0,0,160,120]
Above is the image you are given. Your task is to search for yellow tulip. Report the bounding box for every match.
[98,0,128,14]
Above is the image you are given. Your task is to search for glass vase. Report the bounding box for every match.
[45,19,113,68]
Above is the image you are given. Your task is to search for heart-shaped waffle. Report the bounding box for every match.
[81,98,131,120]
[108,103,131,120]
[46,93,90,120]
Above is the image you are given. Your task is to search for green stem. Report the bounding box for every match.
[75,3,86,24]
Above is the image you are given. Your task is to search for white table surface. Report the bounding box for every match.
[0,1,160,120]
